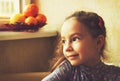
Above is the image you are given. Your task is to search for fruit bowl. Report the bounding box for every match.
[0,22,46,32]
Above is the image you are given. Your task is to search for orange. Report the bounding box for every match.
[36,14,47,23]
[25,16,37,25]
[10,13,26,24]
[23,4,39,17]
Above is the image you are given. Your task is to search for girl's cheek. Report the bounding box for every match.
[62,46,66,54]
[73,42,81,49]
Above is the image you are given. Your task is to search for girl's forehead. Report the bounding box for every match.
[61,18,88,36]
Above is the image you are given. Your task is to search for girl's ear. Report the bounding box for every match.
[96,35,105,50]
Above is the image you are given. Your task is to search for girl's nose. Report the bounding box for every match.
[65,42,73,52]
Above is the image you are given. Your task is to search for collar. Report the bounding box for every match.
[79,62,104,73]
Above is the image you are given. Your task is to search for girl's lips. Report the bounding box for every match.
[67,54,79,60]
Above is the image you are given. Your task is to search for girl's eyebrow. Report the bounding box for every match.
[61,33,83,39]
[70,33,83,37]
[61,36,65,39]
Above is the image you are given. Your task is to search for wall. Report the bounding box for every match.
[37,0,120,66]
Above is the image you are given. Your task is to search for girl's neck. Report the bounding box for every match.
[83,58,101,67]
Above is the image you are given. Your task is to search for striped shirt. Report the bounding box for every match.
[42,60,120,81]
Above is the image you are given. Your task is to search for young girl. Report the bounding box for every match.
[42,11,120,81]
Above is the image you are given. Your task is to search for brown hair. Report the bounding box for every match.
[51,11,106,72]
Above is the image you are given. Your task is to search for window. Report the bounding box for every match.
[0,0,31,23]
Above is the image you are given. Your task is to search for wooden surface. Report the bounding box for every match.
[0,25,57,41]
[0,36,57,73]
[0,72,50,81]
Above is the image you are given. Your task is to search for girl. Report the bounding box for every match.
[42,11,120,81]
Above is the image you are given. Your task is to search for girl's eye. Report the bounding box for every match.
[72,37,80,42]
[61,40,66,44]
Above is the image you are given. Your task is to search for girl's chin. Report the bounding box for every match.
[69,60,82,66]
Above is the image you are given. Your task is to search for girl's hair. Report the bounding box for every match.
[51,11,106,72]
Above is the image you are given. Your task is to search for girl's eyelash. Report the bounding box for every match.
[61,37,80,44]
[61,40,65,44]
[72,37,80,41]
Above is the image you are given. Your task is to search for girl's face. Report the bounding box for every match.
[61,18,103,66]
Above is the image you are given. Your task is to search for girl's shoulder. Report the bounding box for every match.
[103,63,120,77]
[104,64,120,72]
[58,60,72,69]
